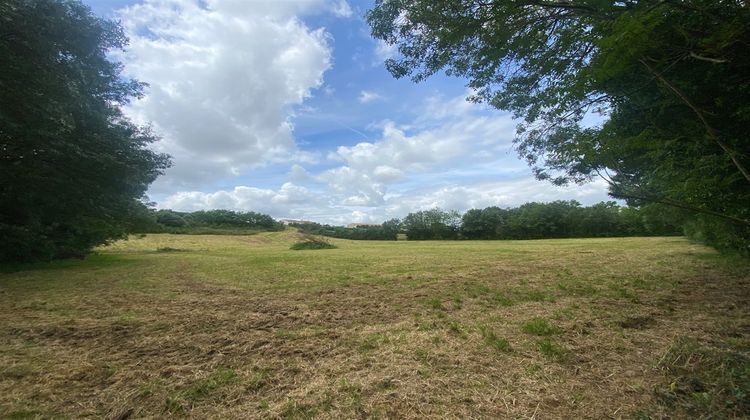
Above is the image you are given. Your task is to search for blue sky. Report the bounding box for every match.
[86,0,611,224]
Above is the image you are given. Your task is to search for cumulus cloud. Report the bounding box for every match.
[314,96,517,207]
[373,39,397,62]
[317,166,386,206]
[331,0,353,17]
[335,95,514,173]
[385,178,613,215]
[152,81,614,224]
[358,90,384,104]
[158,176,612,224]
[288,163,313,183]
[118,0,334,190]
[160,182,322,216]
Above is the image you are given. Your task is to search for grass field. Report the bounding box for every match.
[1,232,748,418]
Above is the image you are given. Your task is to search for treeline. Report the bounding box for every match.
[402,201,681,241]
[132,202,740,251]
[456,201,681,240]
[133,209,284,234]
[293,220,401,240]
[298,201,683,242]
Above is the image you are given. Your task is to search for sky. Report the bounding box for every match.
[86,0,612,225]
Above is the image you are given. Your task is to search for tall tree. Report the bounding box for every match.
[368,0,750,252]
[402,208,461,240]
[0,0,170,262]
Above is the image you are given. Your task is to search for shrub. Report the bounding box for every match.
[290,236,337,250]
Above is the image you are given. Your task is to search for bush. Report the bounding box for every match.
[683,215,750,256]
[156,211,187,227]
[290,236,337,250]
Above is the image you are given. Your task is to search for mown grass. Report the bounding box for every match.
[0,232,747,418]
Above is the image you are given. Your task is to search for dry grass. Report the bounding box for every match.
[0,234,748,418]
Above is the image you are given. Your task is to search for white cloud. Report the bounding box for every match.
[373,39,397,62]
[372,165,404,182]
[152,77,612,224]
[306,92,612,218]
[118,0,335,190]
[157,176,612,225]
[324,103,516,192]
[317,166,386,206]
[358,90,384,104]
[288,163,313,183]
[386,178,613,215]
[331,0,353,17]
[160,182,322,216]
[345,210,379,224]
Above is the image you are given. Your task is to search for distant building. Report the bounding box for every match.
[279,219,315,225]
[347,223,381,228]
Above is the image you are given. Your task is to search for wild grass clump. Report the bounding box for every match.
[156,247,187,253]
[424,297,445,310]
[164,367,238,413]
[521,317,561,336]
[478,325,512,352]
[655,336,750,417]
[536,338,567,360]
[290,236,337,250]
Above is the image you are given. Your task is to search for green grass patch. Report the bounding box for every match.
[521,318,561,336]
[281,399,318,419]
[5,409,42,419]
[339,379,363,407]
[447,320,467,338]
[655,336,750,417]
[608,282,640,302]
[358,333,383,353]
[478,325,512,352]
[1,364,35,379]
[424,296,445,310]
[155,247,189,253]
[517,289,549,302]
[536,339,567,360]
[557,279,598,296]
[176,367,239,406]
[246,368,271,392]
[467,285,515,306]
[138,379,162,398]
[164,397,186,415]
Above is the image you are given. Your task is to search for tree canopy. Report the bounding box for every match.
[0,0,170,261]
[367,0,750,253]
[293,220,400,240]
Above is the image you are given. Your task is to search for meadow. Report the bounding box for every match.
[1,232,748,419]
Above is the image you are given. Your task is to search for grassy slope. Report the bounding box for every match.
[0,233,748,418]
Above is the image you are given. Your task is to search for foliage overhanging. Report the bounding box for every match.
[0,0,171,262]
[367,0,750,253]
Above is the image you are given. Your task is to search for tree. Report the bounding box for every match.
[156,210,188,228]
[381,218,402,240]
[461,206,509,239]
[506,201,580,239]
[0,0,170,262]
[402,208,461,240]
[571,201,623,237]
[368,0,750,253]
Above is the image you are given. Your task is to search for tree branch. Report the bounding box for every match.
[688,51,729,64]
[594,171,750,226]
[639,58,750,184]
